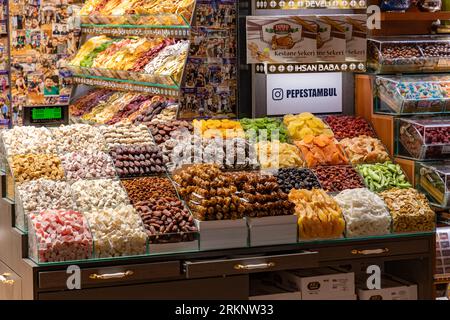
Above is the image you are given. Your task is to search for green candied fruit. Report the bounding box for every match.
[357,161,412,192]
[240,117,288,142]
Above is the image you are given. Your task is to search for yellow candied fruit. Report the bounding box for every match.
[193,119,245,139]
[283,112,334,141]
[288,188,345,240]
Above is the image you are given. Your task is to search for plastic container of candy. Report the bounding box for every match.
[416,161,450,208]
[368,36,450,74]
[374,74,450,114]
[396,117,450,160]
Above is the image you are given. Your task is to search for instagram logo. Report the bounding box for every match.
[272,88,284,101]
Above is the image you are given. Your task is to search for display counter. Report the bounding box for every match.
[0,173,436,299]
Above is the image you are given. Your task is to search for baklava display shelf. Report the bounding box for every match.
[416,162,450,208]
[374,74,450,115]
[396,117,450,160]
[368,36,450,74]
[80,13,191,28]
[68,37,190,89]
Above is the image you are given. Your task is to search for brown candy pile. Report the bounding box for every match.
[174,164,240,221]
[148,120,193,145]
[313,166,365,193]
[174,164,294,221]
[228,172,295,218]
[122,177,178,204]
[109,144,165,178]
[135,197,197,243]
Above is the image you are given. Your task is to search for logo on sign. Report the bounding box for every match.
[272,88,284,100]
[271,87,338,101]
[271,23,297,34]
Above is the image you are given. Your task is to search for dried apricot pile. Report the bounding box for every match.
[295,134,348,167]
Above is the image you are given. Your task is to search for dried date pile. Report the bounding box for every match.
[135,197,197,243]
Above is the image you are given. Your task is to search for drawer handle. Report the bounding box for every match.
[0,273,14,285]
[351,248,389,255]
[89,270,134,280]
[234,262,276,270]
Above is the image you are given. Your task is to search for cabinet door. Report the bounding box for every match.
[0,261,21,300]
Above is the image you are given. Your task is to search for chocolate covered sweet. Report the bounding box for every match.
[109,144,165,178]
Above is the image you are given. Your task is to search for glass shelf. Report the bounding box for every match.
[73,74,181,97]
[27,230,435,266]
[68,65,181,87]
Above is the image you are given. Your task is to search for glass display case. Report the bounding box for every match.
[368,37,450,74]
[416,162,450,208]
[396,118,450,160]
[374,75,450,114]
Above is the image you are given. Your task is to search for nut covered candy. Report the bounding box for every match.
[10,154,65,183]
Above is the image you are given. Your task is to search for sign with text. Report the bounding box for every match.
[266,72,342,115]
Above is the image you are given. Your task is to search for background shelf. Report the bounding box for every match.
[73,75,181,97]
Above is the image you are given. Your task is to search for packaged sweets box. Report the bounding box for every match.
[246,15,317,64]
[271,267,356,300]
[356,274,418,300]
[246,14,366,64]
